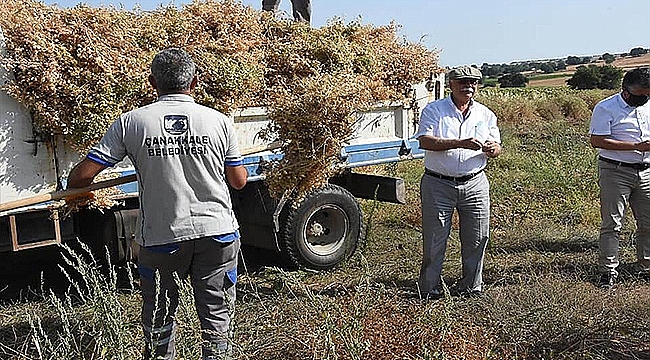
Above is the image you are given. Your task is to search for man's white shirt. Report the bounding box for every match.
[589,93,650,164]
[415,96,501,177]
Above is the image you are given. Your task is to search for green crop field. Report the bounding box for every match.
[2,87,649,360]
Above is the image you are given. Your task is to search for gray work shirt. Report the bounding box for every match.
[87,94,243,246]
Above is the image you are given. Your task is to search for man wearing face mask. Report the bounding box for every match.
[589,67,650,289]
[415,66,502,299]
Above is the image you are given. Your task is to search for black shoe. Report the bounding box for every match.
[638,269,650,280]
[599,273,617,289]
[633,262,650,279]
[421,289,443,301]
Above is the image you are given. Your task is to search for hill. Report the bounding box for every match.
[528,53,650,87]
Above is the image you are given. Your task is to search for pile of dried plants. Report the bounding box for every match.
[0,0,440,196]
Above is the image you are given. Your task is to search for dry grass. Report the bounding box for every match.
[2,88,650,359]
[611,53,650,69]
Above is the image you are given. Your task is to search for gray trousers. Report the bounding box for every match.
[598,160,650,275]
[262,0,311,23]
[419,172,490,294]
[139,237,240,360]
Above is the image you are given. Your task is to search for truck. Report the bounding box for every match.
[0,37,445,271]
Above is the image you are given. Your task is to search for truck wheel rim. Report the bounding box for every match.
[303,204,349,256]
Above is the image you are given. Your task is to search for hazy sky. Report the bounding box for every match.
[44,0,650,67]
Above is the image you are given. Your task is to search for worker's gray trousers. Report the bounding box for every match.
[139,237,240,360]
[262,0,311,23]
[419,172,490,294]
[598,160,650,276]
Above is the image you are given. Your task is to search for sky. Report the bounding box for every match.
[43,0,650,67]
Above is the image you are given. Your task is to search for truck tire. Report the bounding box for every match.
[282,184,364,270]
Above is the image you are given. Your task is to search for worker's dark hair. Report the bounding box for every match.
[150,48,196,93]
[622,67,650,89]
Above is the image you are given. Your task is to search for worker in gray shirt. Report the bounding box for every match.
[67,48,248,360]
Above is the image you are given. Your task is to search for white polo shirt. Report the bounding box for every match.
[415,96,501,177]
[87,94,243,247]
[589,92,650,164]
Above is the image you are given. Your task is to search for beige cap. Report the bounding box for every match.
[448,66,483,80]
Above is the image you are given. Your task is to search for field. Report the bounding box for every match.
[2,88,650,359]
[527,74,573,87]
[602,53,650,70]
[528,53,650,87]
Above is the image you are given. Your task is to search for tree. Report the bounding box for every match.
[598,65,624,89]
[498,73,529,88]
[601,53,615,64]
[567,66,599,89]
[630,47,648,57]
[566,65,623,90]
[480,63,502,77]
[566,56,583,65]
[540,63,554,74]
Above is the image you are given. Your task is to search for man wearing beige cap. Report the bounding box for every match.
[415,66,502,299]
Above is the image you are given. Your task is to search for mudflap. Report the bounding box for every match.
[76,208,139,265]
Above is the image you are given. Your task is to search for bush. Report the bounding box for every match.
[497,73,529,88]
[566,65,623,90]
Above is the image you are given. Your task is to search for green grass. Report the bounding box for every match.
[2,88,649,359]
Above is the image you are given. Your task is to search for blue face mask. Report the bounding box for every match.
[624,87,650,107]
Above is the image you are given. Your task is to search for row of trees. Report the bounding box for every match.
[480,46,648,89]
[480,47,648,79]
[480,60,566,77]
[489,65,624,89]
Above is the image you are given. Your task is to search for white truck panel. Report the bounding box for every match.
[0,31,82,203]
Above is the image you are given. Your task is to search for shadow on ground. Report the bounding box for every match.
[239,245,288,273]
[0,246,70,302]
[491,236,599,254]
